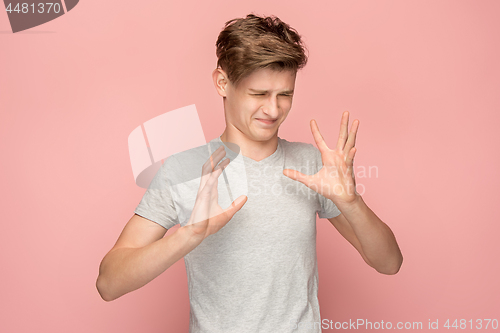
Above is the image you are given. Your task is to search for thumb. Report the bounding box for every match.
[283,169,309,186]
[224,195,247,219]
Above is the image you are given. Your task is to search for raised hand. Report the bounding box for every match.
[283,111,360,208]
[185,145,247,241]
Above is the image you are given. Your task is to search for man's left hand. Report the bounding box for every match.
[283,111,360,208]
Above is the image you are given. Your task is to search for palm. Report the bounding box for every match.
[283,111,360,207]
[187,146,247,240]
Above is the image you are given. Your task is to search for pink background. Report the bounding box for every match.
[1,1,499,332]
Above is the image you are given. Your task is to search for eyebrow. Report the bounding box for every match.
[249,89,294,94]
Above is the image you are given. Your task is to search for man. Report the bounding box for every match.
[96,13,403,332]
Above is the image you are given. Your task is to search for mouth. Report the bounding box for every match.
[255,118,277,125]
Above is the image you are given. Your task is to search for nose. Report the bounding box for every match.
[262,95,280,119]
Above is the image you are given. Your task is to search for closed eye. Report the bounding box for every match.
[251,94,293,97]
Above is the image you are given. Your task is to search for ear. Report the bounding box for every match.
[212,68,228,98]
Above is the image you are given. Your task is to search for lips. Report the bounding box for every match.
[256,118,277,125]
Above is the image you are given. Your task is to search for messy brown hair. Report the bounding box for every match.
[215,13,309,88]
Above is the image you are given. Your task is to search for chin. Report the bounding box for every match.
[251,132,278,142]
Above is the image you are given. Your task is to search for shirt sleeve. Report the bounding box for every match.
[313,146,342,219]
[134,157,180,230]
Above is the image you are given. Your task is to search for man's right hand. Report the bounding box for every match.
[184,145,247,241]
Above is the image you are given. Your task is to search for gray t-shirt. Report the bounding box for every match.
[134,136,341,333]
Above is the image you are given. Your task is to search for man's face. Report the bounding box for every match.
[220,67,297,143]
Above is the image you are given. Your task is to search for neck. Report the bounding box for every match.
[220,129,279,162]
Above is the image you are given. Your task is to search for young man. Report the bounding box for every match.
[96,13,403,332]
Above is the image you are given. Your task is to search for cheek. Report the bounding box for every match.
[282,103,292,116]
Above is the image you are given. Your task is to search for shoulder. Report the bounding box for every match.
[162,142,214,185]
[279,137,321,173]
[279,137,320,159]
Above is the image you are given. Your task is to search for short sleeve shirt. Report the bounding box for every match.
[134,136,341,332]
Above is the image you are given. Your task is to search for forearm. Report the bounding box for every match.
[96,225,201,301]
[338,195,403,274]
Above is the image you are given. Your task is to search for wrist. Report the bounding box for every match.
[335,193,364,214]
[177,224,205,247]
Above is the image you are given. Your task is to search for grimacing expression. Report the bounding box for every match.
[224,67,297,142]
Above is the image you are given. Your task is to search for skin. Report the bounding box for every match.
[213,66,296,161]
[284,114,403,274]
[96,65,403,302]
[212,66,403,275]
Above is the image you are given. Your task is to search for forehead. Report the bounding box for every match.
[239,67,296,90]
